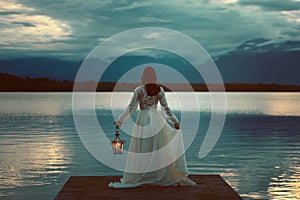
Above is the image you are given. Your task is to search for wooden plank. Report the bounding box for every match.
[55,175,242,200]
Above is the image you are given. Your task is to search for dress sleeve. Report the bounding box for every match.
[159,87,178,124]
[117,88,139,124]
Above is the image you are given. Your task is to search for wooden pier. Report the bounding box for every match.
[55,175,242,200]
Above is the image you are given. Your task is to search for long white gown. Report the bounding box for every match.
[108,85,196,188]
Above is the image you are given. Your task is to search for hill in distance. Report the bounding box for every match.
[1,73,300,92]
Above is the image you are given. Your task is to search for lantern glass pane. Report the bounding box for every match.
[112,140,124,154]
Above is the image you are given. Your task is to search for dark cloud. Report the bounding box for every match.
[0,0,299,60]
[0,11,21,15]
[11,21,36,27]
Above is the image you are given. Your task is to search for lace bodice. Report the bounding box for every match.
[118,85,178,124]
[138,86,159,110]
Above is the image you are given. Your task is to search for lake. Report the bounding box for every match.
[0,92,300,200]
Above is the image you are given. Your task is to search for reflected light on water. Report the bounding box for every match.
[0,128,71,191]
[268,162,300,199]
[0,93,72,115]
[97,92,300,116]
[263,93,300,116]
[1,92,300,199]
[225,92,300,116]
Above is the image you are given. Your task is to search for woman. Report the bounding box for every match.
[108,67,196,188]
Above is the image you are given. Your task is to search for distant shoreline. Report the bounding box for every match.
[1,73,300,92]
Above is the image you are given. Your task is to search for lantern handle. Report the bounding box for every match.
[115,129,120,138]
[112,122,121,140]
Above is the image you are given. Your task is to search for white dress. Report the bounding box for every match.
[108,85,196,188]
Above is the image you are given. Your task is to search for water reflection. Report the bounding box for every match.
[269,163,300,199]
[263,93,300,116]
[205,113,300,200]
[1,92,300,117]
[0,115,71,194]
[107,92,300,116]
[0,93,72,115]
[225,92,300,116]
[1,93,300,199]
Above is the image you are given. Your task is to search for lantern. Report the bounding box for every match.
[111,127,125,154]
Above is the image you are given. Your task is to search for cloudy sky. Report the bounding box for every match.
[1,0,300,60]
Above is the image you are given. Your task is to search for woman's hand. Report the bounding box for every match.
[114,121,122,128]
[174,122,180,130]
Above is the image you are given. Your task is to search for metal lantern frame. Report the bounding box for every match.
[111,126,125,154]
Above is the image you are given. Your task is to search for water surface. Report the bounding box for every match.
[0,92,299,200]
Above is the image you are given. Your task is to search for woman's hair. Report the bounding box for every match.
[141,66,157,84]
[141,66,160,96]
